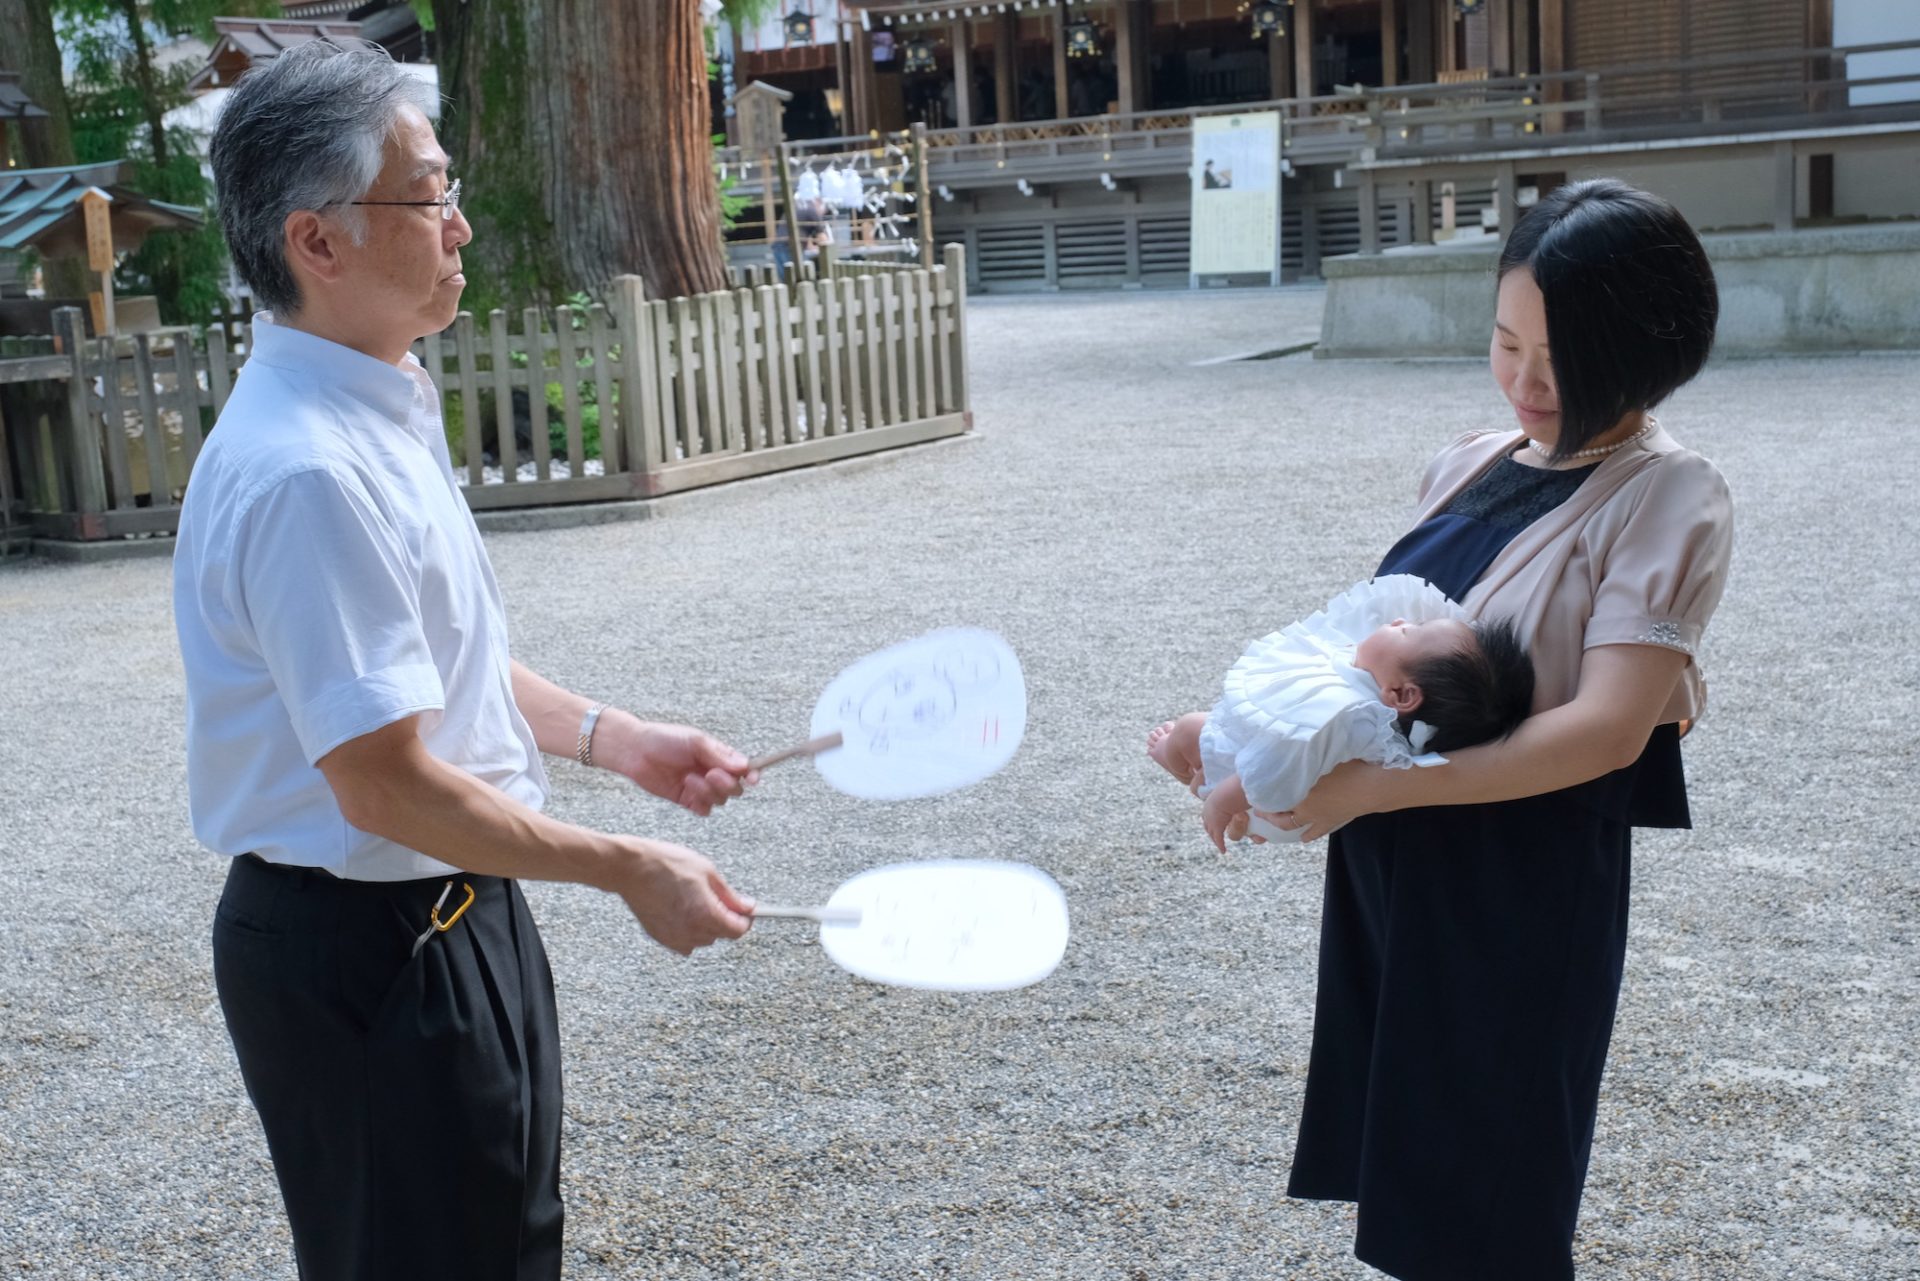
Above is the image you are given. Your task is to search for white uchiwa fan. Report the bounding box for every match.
[755,860,1069,992]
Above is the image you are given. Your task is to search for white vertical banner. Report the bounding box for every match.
[1189,111,1284,286]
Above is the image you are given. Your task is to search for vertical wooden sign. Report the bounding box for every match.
[81,187,116,334]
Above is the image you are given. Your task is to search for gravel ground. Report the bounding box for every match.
[1,286,1915,1280]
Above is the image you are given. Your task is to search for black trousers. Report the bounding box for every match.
[213,855,564,1281]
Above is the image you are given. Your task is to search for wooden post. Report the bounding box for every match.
[1540,0,1564,133]
[554,307,584,474]
[951,20,975,131]
[1495,160,1518,238]
[674,297,702,456]
[586,303,620,473]
[523,306,551,480]
[796,279,824,439]
[943,243,969,416]
[1295,0,1316,100]
[96,338,131,510]
[834,26,853,133]
[454,312,483,484]
[777,142,805,285]
[57,308,109,522]
[1116,0,1141,114]
[1358,172,1381,253]
[171,336,203,471]
[836,278,866,433]
[82,189,116,338]
[1408,0,1435,85]
[131,335,169,506]
[1051,6,1069,120]
[850,24,874,136]
[912,123,934,267]
[1381,0,1400,87]
[0,393,12,546]
[1269,21,1294,99]
[696,293,724,454]
[1489,0,1511,75]
[206,326,233,412]
[1411,177,1433,243]
[1512,0,1533,75]
[994,10,1018,125]
[614,276,660,470]
[488,309,516,481]
[818,278,843,437]
[735,286,762,449]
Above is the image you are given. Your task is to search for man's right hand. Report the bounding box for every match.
[616,839,755,955]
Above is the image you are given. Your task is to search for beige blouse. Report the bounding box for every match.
[1410,423,1734,725]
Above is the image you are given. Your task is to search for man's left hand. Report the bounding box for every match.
[598,714,758,816]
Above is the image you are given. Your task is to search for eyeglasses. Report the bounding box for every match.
[348,177,462,221]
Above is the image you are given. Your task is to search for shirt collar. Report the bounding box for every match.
[248,312,430,428]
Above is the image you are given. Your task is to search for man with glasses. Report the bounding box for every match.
[173,42,758,1281]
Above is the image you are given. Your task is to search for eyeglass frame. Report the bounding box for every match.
[346,177,462,221]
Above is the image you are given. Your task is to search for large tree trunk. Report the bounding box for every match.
[0,0,89,297]
[433,0,727,308]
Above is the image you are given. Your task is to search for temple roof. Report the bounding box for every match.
[0,72,50,121]
[0,162,203,257]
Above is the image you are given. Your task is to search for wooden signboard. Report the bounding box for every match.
[82,188,114,273]
[80,187,117,334]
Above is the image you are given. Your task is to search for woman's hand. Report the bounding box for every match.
[1254,760,1396,843]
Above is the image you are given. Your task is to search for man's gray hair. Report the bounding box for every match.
[210,41,439,314]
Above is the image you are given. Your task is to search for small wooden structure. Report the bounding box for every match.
[728,80,795,152]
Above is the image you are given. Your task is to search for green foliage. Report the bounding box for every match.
[54,0,278,321]
[721,0,781,26]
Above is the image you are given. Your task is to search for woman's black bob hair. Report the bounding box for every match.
[1497,178,1718,461]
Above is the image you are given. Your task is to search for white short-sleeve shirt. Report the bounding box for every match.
[173,315,548,881]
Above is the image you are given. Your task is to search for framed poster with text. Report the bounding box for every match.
[1189,111,1283,287]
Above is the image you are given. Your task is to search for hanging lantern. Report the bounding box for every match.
[1454,0,1486,14]
[783,6,815,45]
[903,34,937,74]
[1249,1,1286,39]
[1065,11,1100,58]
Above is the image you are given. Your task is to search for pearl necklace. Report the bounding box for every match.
[1526,416,1656,463]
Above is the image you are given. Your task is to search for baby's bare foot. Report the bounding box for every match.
[1147,719,1200,786]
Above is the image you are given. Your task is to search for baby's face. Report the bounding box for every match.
[1354,618,1476,695]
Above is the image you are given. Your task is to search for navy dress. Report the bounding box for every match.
[1286,456,1688,1281]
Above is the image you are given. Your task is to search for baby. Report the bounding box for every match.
[1148,575,1535,849]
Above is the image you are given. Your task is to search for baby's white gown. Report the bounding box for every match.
[1200,574,1469,843]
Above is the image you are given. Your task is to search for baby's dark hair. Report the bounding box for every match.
[1400,617,1535,754]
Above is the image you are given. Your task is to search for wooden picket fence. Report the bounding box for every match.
[1,245,971,543]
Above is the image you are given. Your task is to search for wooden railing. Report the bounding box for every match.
[763,38,1920,184]
[0,246,972,544]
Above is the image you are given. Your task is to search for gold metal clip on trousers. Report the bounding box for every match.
[410,879,476,958]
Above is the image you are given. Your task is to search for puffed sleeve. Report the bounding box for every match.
[231,467,447,765]
[1584,451,1734,661]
